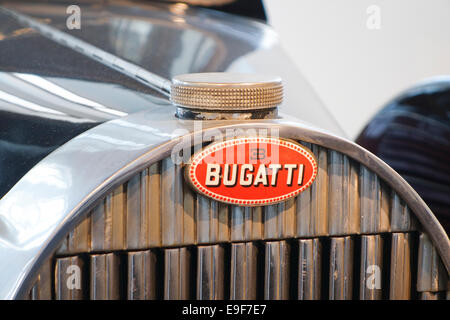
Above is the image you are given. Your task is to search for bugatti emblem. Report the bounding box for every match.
[185,137,318,206]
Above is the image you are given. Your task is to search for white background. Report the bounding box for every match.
[263,0,450,139]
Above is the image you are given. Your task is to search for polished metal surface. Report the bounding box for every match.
[127,250,158,300]
[360,235,383,300]
[90,253,121,300]
[1,0,448,302]
[161,159,194,246]
[230,206,263,241]
[296,144,328,237]
[196,196,229,244]
[0,111,448,299]
[171,72,283,112]
[176,107,278,120]
[0,0,346,198]
[391,193,417,232]
[197,245,225,299]
[417,233,448,292]
[29,259,52,300]
[390,233,412,299]
[1,1,346,135]
[360,166,390,233]
[329,236,354,300]
[30,233,450,300]
[1,6,171,96]
[264,241,290,299]
[55,256,85,300]
[126,171,151,249]
[164,247,191,300]
[328,151,360,235]
[297,238,321,300]
[230,242,258,299]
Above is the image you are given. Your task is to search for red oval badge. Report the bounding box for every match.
[185,137,317,206]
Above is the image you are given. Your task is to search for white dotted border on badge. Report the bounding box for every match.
[188,137,318,206]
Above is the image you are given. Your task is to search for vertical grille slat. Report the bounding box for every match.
[90,253,121,300]
[230,206,263,241]
[329,236,354,300]
[57,209,91,255]
[161,159,185,246]
[264,241,290,300]
[296,145,328,237]
[55,256,85,300]
[163,247,191,300]
[328,151,360,236]
[360,235,383,300]
[264,204,282,239]
[360,166,390,234]
[417,233,448,292]
[230,242,258,300]
[196,197,230,244]
[391,193,416,232]
[127,250,158,300]
[148,162,162,246]
[90,185,126,252]
[297,238,322,300]
[126,170,149,249]
[196,245,226,300]
[389,233,413,299]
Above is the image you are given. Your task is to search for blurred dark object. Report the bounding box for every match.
[357,78,450,234]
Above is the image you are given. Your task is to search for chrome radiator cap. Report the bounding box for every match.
[170,72,283,119]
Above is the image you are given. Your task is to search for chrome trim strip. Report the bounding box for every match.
[0,111,448,299]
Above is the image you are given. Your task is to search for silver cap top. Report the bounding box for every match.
[170,72,283,111]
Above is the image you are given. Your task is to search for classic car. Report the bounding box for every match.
[0,0,448,300]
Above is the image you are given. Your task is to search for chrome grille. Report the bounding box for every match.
[27,141,449,300]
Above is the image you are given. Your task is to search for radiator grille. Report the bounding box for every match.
[27,141,449,300]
